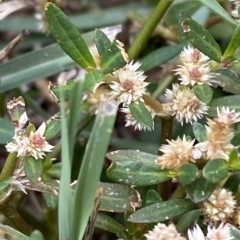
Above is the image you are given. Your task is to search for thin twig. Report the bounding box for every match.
[0,30,30,61]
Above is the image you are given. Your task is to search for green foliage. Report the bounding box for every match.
[193,84,213,103]
[0,118,14,144]
[192,122,207,142]
[24,157,43,183]
[178,163,198,185]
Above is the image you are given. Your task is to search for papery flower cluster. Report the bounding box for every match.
[165,46,219,125]
[144,222,233,240]
[230,0,240,19]
[5,98,54,160]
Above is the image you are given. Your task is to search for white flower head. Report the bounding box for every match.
[6,123,54,160]
[165,84,208,125]
[206,223,233,240]
[157,135,196,170]
[180,46,210,65]
[217,107,240,126]
[230,0,240,18]
[144,223,186,240]
[203,188,236,222]
[109,61,148,106]
[188,224,205,240]
[121,105,155,131]
[174,62,218,86]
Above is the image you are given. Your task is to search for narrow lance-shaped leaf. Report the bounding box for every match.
[182,17,222,62]
[72,101,117,240]
[45,3,96,70]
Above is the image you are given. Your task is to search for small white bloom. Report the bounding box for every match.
[165,84,208,125]
[230,0,240,18]
[206,223,233,240]
[203,188,236,222]
[109,61,148,106]
[188,224,205,240]
[144,223,186,240]
[157,135,196,170]
[174,63,217,86]
[217,107,240,126]
[180,46,210,65]
[121,105,154,131]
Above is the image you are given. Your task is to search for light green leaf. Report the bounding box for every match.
[0,223,29,240]
[0,177,12,191]
[29,231,44,240]
[193,83,213,103]
[178,163,198,185]
[24,156,43,183]
[129,102,153,129]
[192,122,207,142]
[198,0,236,26]
[128,199,197,223]
[44,115,61,140]
[72,102,117,240]
[107,160,170,187]
[0,118,14,144]
[47,162,62,179]
[203,158,229,183]
[182,18,222,62]
[100,183,141,212]
[146,189,163,206]
[230,224,240,239]
[45,3,96,70]
[84,70,105,93]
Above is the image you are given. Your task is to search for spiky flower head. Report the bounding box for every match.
[157,135,196,170]
[109,61,148,106]
[206,223,233,240]
[180,46,210,65]
[203,188,236,222]
[217,107,240,126]
[121,105,155,131]
[144,223,186,240]
[174,62,217,86]
[6,122,54,160]
[165,84,208,125]
[188,224,205,240]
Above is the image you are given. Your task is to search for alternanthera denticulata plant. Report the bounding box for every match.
[2,0,240,239]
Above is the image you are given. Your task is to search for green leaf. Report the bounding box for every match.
[182,18,222,62]
[0,177,11,191]
[198,0,236,26]
[0,31,95,93]
[224,25,240,58]
[29,230,44,240]
[146,189,163,206]
[24,156,43,183]
[95,29,127,74]
[178,163,198,185]
[214,69,240,95]
[203,158,228,183]
[84,70,105,93]
[0,223,29,240]
[193,84,213,103]
[224,173,240,193]
[229,149,238,162]
[128,199,197,223]
[192,122,207,142]
[47,162,62,179]
[95,213,127,238]
[42,193,58,210]
[184,176,217,202]
[44,115,61,140]
[208,95,240,117]
[231,130,240,146]
[72,102,117,240]
[45,3,96,70]
[106,149,158,162]
[48,80,77,102]
[107,160,170,187]
[129,102,153,129]
[0,118,14,144]
[176,209,201,233]
[100,183,141,212]
[139,45,182,72]
[230,224,240,239]
[166,1,202,25]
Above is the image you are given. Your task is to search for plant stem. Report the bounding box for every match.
[0,152,18,181]
[152,75,174,99]
[0,201,32,235]
[128,0,173,59]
